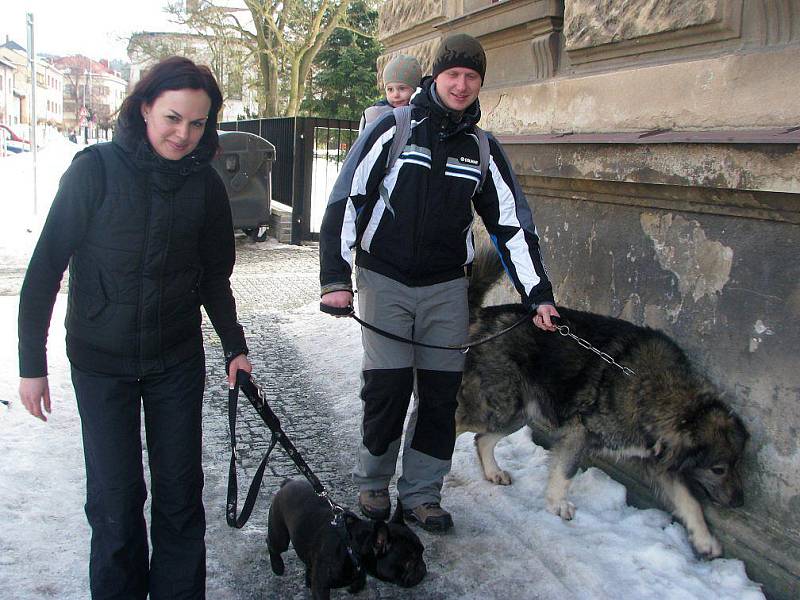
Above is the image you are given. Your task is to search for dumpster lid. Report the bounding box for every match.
[217,130,275,153]
[215,131,275,178]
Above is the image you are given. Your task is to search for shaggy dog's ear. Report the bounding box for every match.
[655,434,702,472]
[653,435,686,465]
[653,438,667,459]
[676,446,704,473]
[726,413,750,448]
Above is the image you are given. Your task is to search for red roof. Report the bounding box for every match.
[52,55,116,75]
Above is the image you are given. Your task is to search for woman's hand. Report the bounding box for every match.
[19,377,51,421]
[227,353,253,388]
[532,304,560,332]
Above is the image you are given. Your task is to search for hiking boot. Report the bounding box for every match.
[404,502,453,532]
[358,489,390,520]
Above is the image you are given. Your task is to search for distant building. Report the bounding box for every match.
[0,56,16,126]
[52,55,127,133]
[0,38,64,133]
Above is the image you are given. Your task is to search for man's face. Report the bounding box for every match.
[434,67,481,112]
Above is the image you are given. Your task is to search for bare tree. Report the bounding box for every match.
[169,0,369,117]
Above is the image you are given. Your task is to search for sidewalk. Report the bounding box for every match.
[202,239,470,598]
[0,236,766,600]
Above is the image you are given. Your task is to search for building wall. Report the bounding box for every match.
[37,63,64,128]
[0,46,65,135]
[378,1,799,598]
[0,60,15,125]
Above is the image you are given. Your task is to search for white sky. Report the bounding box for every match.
[0,0,187,62]
[0,139,768,599]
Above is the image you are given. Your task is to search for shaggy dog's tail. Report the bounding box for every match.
[468,243,506,311]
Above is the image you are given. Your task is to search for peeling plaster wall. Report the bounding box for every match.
[639,213,733,305]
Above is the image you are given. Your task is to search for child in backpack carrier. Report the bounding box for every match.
[358,54,422,134]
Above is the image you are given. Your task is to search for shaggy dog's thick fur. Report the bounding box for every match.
[455,247,748,559]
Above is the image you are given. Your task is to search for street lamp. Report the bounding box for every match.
[82,65,93,143]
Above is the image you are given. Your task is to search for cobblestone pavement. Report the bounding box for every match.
[201,237,458,600]
[3,235,462,599]
[201,238,349,599]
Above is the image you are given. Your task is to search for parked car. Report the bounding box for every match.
[0,124,31,154]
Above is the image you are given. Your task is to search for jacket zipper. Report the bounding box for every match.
[136,179,152,373]
[413,126,449,275]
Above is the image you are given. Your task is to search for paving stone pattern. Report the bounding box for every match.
[3,235,464,598]
[200,239,458,599]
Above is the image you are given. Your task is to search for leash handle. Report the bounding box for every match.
[226,371,276,528]
[320,302,353,317]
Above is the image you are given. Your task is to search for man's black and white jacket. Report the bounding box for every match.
[320,77,554,309]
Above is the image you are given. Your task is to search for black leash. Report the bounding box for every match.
[226,370,335,527]
[320,303,534,352]
[225,371,364,575]
[322,303,636,376]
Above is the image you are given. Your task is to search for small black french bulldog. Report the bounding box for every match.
[268,479,427,599]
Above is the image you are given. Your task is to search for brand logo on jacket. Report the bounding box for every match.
[459,156,479,165]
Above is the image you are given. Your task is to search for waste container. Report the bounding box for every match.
[212,130,275,242]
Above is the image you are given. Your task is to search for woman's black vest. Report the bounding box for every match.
[65,135,212,376]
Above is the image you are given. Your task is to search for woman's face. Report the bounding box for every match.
[141,88,212,161]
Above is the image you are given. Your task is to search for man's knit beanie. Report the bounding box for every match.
[431,33,486,83]
[382,54,422,88]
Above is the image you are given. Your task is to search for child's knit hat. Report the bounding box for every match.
[382,54,422,88]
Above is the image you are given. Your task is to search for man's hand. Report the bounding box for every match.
[320,291,353,317]
[227,354,253,388]
[19,377,51,421]
[532,304,560,332]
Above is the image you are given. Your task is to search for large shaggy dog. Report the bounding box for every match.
[455,247,748,559]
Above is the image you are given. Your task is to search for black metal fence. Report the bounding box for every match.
[220,117,359,243]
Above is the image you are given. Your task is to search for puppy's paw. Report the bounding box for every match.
[690,531,723,560]
[269,552,285,576]
[546,499,576,521]
[484,468,513,485]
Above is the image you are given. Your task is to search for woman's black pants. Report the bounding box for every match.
[71,353,206,600]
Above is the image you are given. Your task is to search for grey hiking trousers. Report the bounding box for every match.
[353,268,468,509]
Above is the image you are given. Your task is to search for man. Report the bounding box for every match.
[319,33,559,532]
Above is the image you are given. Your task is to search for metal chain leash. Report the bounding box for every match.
[555,324,636,377]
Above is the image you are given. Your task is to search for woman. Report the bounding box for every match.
[18,56,251,599]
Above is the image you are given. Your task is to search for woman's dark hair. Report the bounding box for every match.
[118,56,224,152]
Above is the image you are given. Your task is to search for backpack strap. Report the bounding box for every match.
[383,107,489,195]
[474,125,490,194]
[385,105,412,175]
[73,143,107,215]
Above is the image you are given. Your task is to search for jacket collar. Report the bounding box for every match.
[113,123,215,178]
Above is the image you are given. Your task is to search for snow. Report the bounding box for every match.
[283,304,766,600]
[0,140,766,599]
[310,155,347,234]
